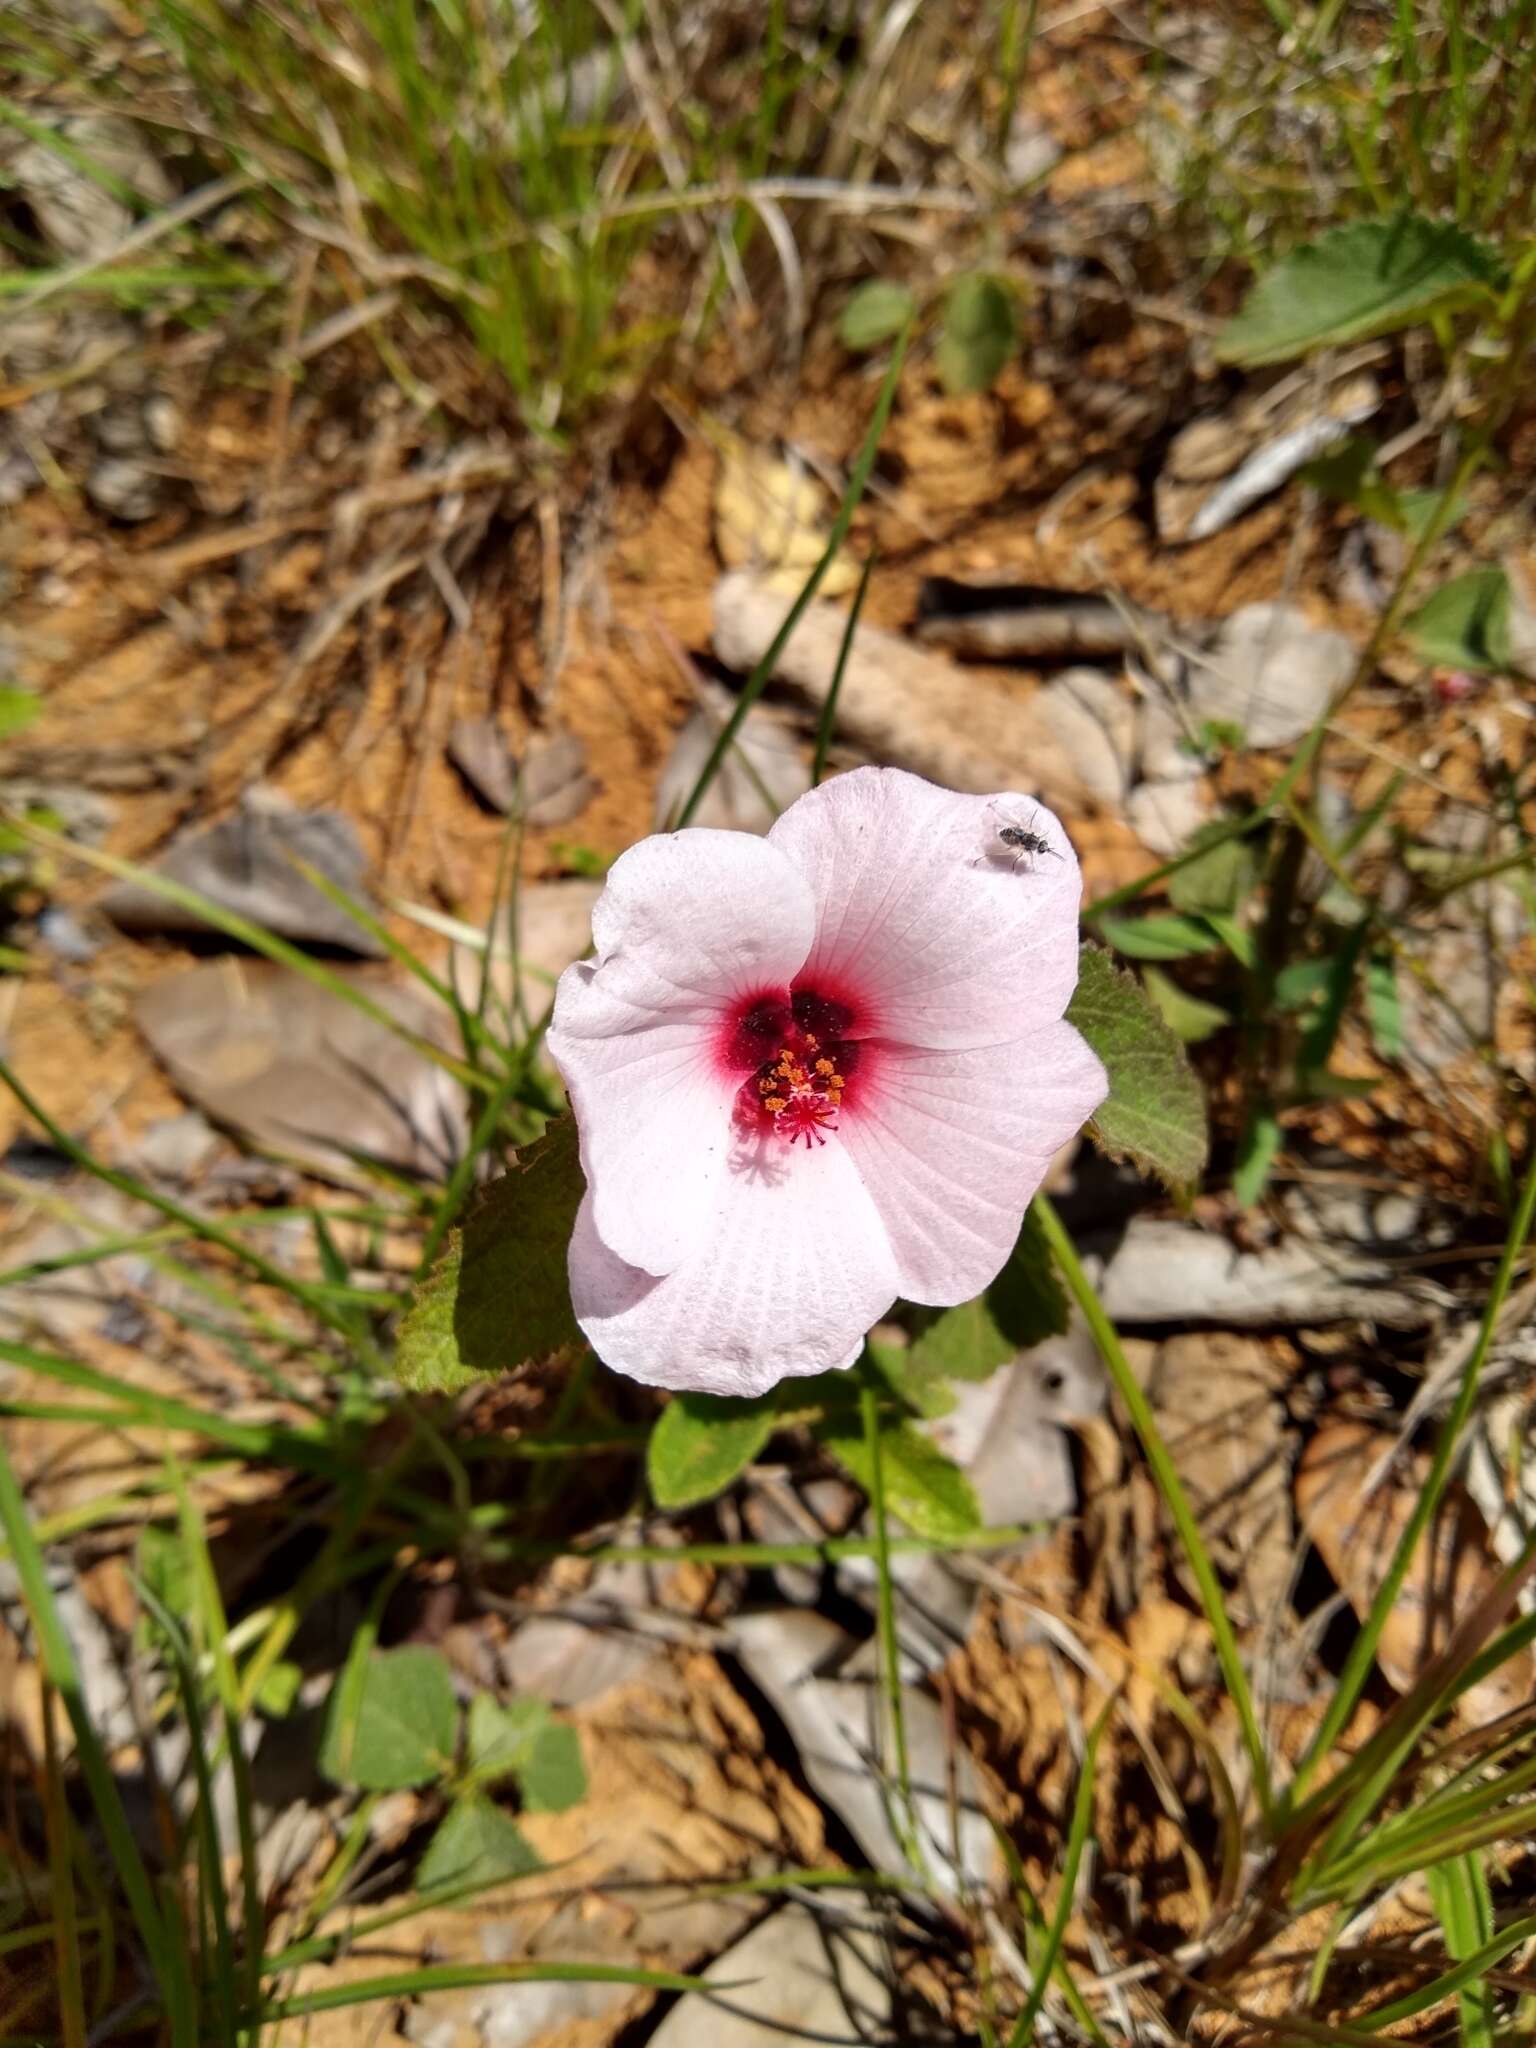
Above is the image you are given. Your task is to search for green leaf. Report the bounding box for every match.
[1066,946,1209,1193]
[0,688,40,742]
[1094,913,1221,961]
[864,1333,955,1418]
[395,1118,584,1394]
[936,274,1016,394]
[1365,952,1402,1060]
[1232,1106,1282,1208]
[318,1647,458,1792]
[840,278,916,350]
[1301,438,1468,541]
[417,1797,540,1891]
[1403,568,1514,673]
[1215,216,1503,367]
[134,1524,192,1654]
[1273,957,1334,1011]
[464,1694,544,1788]
[1167,828,1259,917]
[647,1391,777,1510]
[1141,965,1229,1044]
[907,1206,1068,1386]
[518,1721,586,1812]
[1295,923,1369,1079]
[1425,1855,1495,2048]
[255,1660,303,1718]
[816,1417,982,1541]
[465,1695,585,1811]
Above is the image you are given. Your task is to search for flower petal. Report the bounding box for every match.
[839,1020,1107,1305]
[547,829,815,1275]
[567,1138,900,1397]
[769,766,1085,1050]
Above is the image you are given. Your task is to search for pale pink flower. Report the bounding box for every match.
[546,767,1106,1398]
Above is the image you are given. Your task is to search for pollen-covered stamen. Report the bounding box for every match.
[739,1032,851,1147]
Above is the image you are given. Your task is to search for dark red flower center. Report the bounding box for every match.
[719,986,865,1148]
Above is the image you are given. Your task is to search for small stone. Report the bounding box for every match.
[448,716,517,813]
[1188,602,1355,750]
[11,113,171,260]
[646,1904,891,2048]
[1005,110,1062,186]
[1136,691,1205,783]
[1126,776,1211,857]
[87,456,163,522]
[142,394,181,455]
[1372,1194,1421,1242]
[136,1111,221,1184]
[1035,668,1136,806]
[654,684,812,834]
[522,729,597,827]
[36,906,99,963]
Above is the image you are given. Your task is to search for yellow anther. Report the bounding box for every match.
[763,1095,788,1113]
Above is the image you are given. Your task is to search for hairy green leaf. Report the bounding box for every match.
[1403,568,1514,673]
[1166,827,1258,917]
[647,1391,777,1509]
[395,1117,583,1393]
[1094,912,1221,961]
[1141,966,1230,1045]
[817,1418,982,1542]
[937,274,1016,394]
[418,1797,540,1891]
[907,1207,1068,1385]
[0,688,40,742]
[319,1647,458,1792]
[1067,946,1208,1192]
[839,278,916,350]
[1216,217,1502,367]
[464,1695,586,1811]
[1232,1106,1282,1209]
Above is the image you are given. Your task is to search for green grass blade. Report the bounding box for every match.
[1424,1854,1495,2048]
[1288,1154,1536,1807]
[254,1961,726,2023]
[675,323,911,827]
[810,545,875,788]
[1034,1195,1274,1825]
[859,1368,920,1873]
[12,818,493,1099]
[1005,1705,1106,2048]
[1359,1906,1536,2033]
[0,1438,187,2029]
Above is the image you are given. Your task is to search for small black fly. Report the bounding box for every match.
[983,801,1062,873]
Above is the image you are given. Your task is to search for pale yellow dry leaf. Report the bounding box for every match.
[712,443,860,598]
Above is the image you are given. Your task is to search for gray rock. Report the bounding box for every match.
[448,723,598,826]
[36,905,99,963]
[1126,776,1211,856]
[470,877,601,1026]
[101,793,385,953]
[135,960,465,1184]
[646,1904,892,2048]
[135,1111,221,1184]
[1100,1216,1446,1329]
[86,456,163,522]
[1035,668,1137,807]
[10,114,172,260]
[1187,602,1355,750]
[653,684,812,834]
[1135,689,1205,784]
[1005,110,1063,187]
[730,1610,997,1898]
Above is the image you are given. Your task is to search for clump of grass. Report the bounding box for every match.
[1155,0,1536,269]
